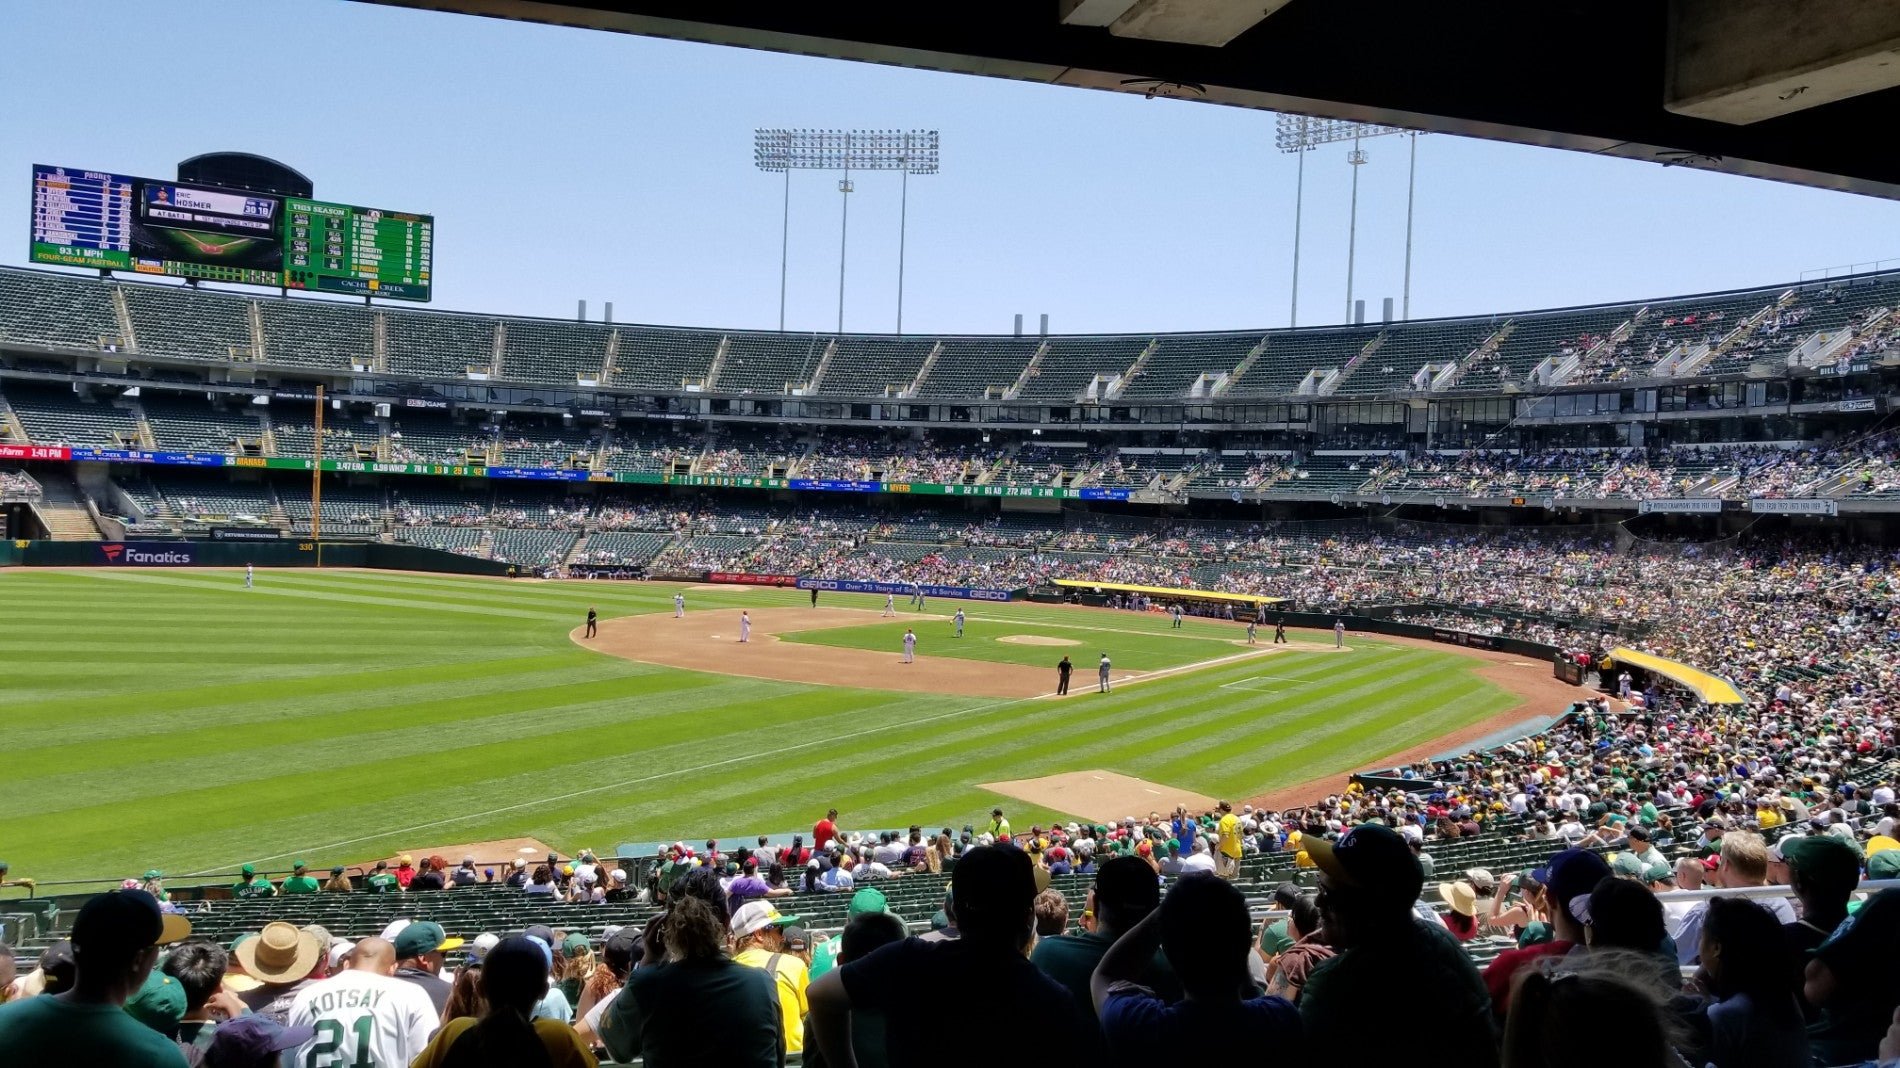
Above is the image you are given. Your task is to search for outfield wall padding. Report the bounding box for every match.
[4,539,514,576]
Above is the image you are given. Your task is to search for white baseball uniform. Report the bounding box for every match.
[284,968,439,1068]
[674,593,685,618]
[740,613,751,643]
[902,631,916,663]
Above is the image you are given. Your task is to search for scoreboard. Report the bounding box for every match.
[30,164,432,301]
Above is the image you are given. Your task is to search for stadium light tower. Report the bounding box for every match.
[1275,115,1421,326]
[755,129,940,334]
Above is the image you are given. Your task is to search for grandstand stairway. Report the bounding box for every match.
[804,339,838,393]
[702,337,730,391]
[1212,338,1269,396]
[1005,341,1050,399]
[903,342,943,397]
[31,472,102,540]
[110,287,137,353]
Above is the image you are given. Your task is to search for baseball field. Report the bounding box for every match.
[0,568,1567,886]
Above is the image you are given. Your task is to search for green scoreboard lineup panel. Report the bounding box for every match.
[283,197,433,300]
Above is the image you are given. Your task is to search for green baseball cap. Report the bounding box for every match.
[228,932,258,952]
[291,860,307,870]
[1644,863,1675,884]
[143,870,163,881]
[1780,835,1863,887]
[561,932,591,956]
[240,864,255,876]
[848,887,889,916]
[393,920,464,959]
[124,968,186,1033]
[1610,852,1645,878]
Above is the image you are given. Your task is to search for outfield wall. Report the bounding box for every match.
[2,539,515,576]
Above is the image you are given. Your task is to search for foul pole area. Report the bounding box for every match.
[311,386,324,567]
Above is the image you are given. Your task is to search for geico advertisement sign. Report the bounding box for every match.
[99,543,196,566]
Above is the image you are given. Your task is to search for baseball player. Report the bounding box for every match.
[739,611,752,643]
[910,582,922,608]
[883,594,896,617]
[1170,604,1182,629]
[1098,653,1112,692]
[953,608,965,637]
[585,606,597,638]
[674,592,686,619]
[1334,618,1346,648]
[244,563,254,589]
[1246,619,1258,644]
[902,628,917,663]
[915,587,926,612]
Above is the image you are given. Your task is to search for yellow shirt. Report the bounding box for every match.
[409,1016,598,1068]
[1217,813,1243,859]
[734,946,809,1053]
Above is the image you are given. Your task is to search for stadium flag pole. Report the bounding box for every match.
[312,386,324,567]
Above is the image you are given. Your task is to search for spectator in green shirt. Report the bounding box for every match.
[231,864,276,899]
[0,888,192,1067]
[365,861,400,893]
[280,861,321,895]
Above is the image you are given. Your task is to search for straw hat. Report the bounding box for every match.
[233,922,322,984]
[1437,880,1478,916]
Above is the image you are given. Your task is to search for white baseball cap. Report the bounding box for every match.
[379,919,412,942]
[467,932,501,962]
[729,901,800,940]
[327,940,356,970]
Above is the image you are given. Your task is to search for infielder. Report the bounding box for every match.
[1246,619,1258,644]
[739,611,752,643]
[953,608,965,637]
[883,594,896,617]
[1098,653,1112,692]
[1170,604,1182,629]
[674,592,686,618]
[1334,618,1346,648]
[245,563,254,589]
[902,628,917,663]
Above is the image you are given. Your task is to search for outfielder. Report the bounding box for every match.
[883,593,896,617]
[739,611,752,643]
[245,563,254,589]
[1246,619,1258,644]
[1335,618,1346,648]
[953,608,965,637]
[902,628,917,663]
[674,592,686,618]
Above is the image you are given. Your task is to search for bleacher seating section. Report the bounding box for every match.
[503,319,611,384]
[5,383,141,446]
[6,264,1899,400]
[120,284,255,362]
[0,269,120,351]
[140,393,261,452]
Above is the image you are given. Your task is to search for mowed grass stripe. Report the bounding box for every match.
[0,571,1535,882]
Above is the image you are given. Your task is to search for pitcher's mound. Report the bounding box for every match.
[997,634,1081,647]
[980,770,1219,824]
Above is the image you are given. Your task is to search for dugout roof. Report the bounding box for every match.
[1610,646,1746,705]
[366,0,1900,199]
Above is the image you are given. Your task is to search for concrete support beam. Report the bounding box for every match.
[1059,0,1140,30]
[1667,0,1900,124]
[1109,0,1292,48]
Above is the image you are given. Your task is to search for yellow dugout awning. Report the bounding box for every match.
[1609,646,1746,705]
[1052,579,1286,607]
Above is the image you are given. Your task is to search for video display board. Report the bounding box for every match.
[30,164,432,300]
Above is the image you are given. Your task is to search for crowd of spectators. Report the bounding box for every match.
[0,469,42,500]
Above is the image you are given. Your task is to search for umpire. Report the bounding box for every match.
[1056,655,1073,695]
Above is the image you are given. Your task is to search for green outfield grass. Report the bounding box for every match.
[0,569,1519,887]
[780,615,1250,671]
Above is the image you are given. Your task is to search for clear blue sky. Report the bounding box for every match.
[4,0,1899,336]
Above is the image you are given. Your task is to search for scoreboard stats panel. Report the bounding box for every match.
[30,164,432,301]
